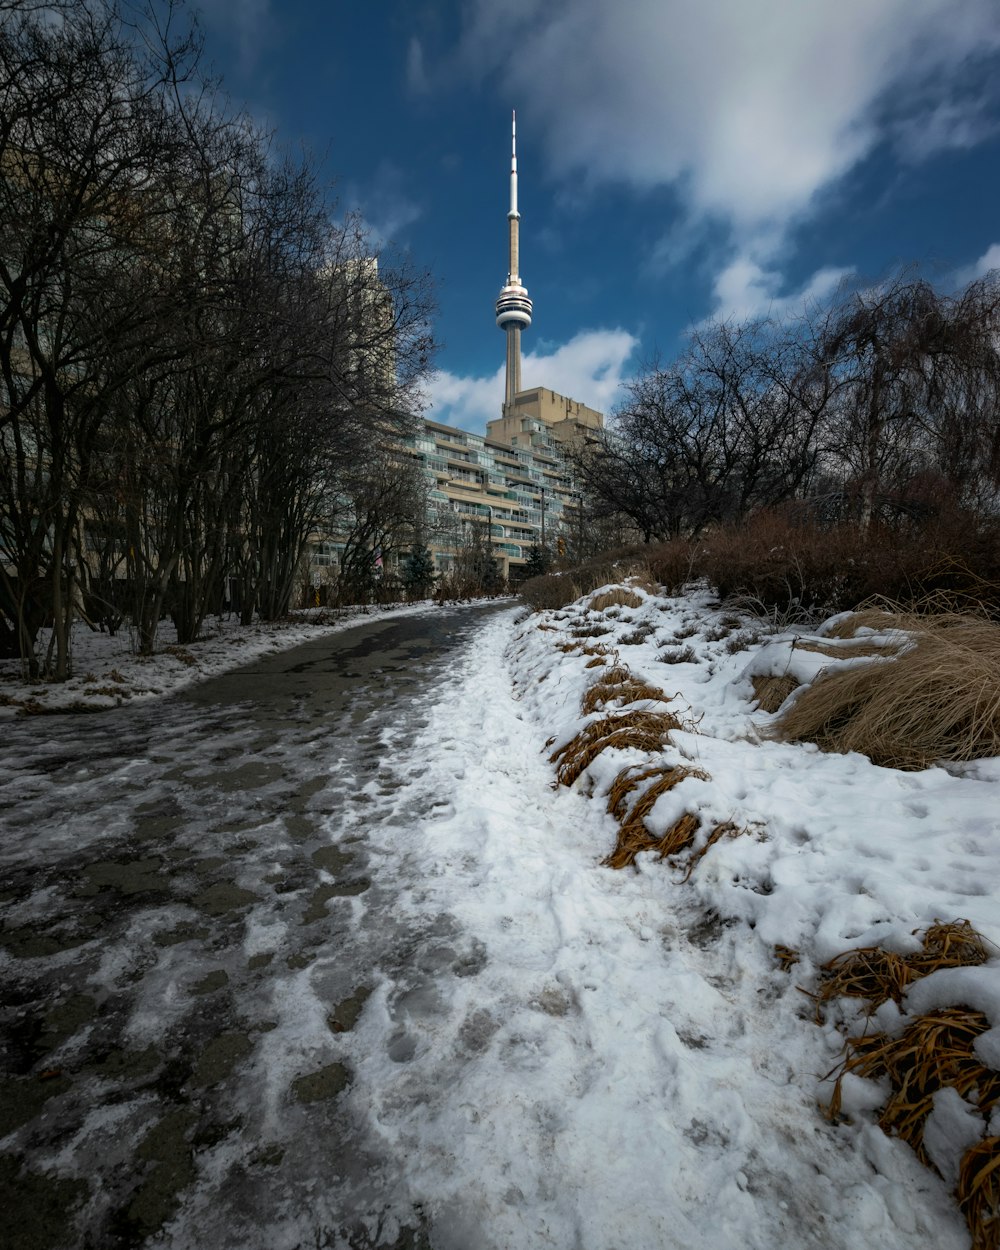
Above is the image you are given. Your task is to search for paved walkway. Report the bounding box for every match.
[0,604,505,1250]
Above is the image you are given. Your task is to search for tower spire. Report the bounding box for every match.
[496,110,532,415]
[510,109,518,226]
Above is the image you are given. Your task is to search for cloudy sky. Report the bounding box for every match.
[196,0,1000,432]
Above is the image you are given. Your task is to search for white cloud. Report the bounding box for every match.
[706,257,854,323]
[421,328,639,433]
[453,0,1000,251]
[892,96,1000,164]
[955,242,1000,288]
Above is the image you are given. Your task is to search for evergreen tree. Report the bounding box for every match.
[524,544,551,578]
[401,542,435,599]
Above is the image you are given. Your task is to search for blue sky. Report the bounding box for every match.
[194,0,1000,433]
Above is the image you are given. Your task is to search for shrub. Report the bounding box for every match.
[645,538,700,592]
[588,588,642,612]
[519,574,580,612]
[659,645,696,665]
[769,609,1000,767]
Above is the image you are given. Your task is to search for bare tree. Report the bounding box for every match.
[0,0,201,674]
[574,318,824,541]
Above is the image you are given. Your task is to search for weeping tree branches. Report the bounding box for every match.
[574,273,1000,543]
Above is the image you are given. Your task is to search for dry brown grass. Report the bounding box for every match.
[913,919,991,974]
[602,764,714,868]
[751,673,800,713]
[162,645,197,666]
[811,920,991,1017]
[825,605,1000,641]
[582,670,668,715]
[958,1137,1000,1250]
[625,574,660,596]
[605,809,702,869]
[549,710,686,788]
[606,765,668,821]
[829,1007,997,1152]
[588,587,643,613]
[811,946,916,1014]
[774,944,801,972]
[793,639,897,659]
[816,921,999,1248]
[770,611,1000,768]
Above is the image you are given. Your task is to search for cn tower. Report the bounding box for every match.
[495,111,532,416]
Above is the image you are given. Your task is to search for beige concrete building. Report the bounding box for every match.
[486,387,603,450]
[411,391,601,579]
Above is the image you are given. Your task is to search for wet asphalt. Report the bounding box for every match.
[0,602,511,1250]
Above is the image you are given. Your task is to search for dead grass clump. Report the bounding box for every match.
[520,574,582,611]
[592,663,632,689]
[793,639,897,659]
[605,809,702,869]
[751,674,800,713]
[659,645,696,665]
[549,711,685,788]
[606,765,668,821]
[726,631,762,655]
[602,765,713,868]
[829,1007,997,1155]
[913,919,990,974]
[816,921,999,1248]
[589,587,643,613]
[957,1137,1000,1250]
[770,612,1000,768]
[625,574,659,596]
[812,920,991,1017]
[82,685,133,699]
[774,944,801,972]
[620,625,655,645]
[582,672,667,715]
[812,946,916,1014]
[584,656,606,669]
[822,607,942,640]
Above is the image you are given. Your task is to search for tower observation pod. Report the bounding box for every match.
[496,110,532,414]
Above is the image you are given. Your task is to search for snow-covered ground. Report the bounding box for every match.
[2,585,997,1248]
[0,601,442,716]
[325,589,997,1249]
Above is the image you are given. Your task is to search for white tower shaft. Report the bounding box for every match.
[508,112,519,281]
[495,110,532,415]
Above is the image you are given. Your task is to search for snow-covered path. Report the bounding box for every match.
[1,604,971,1248]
